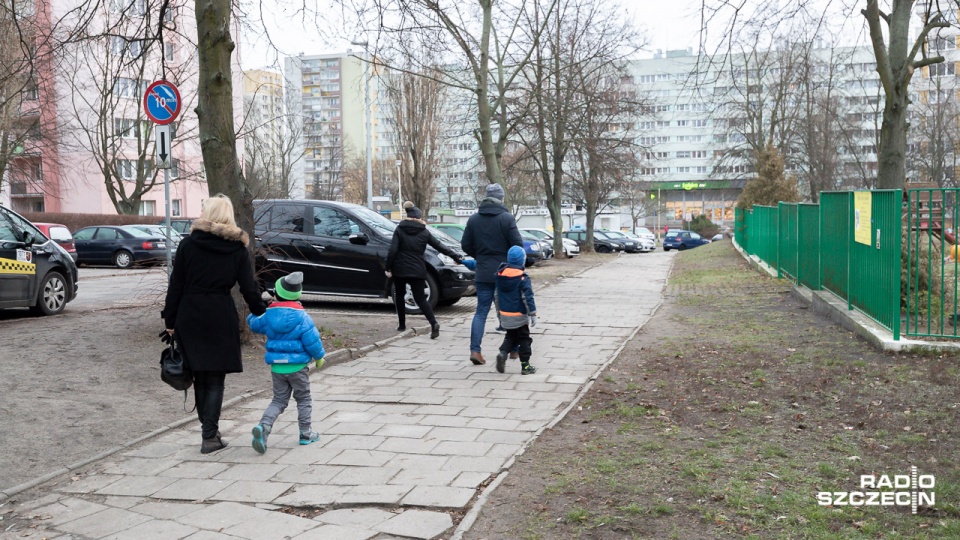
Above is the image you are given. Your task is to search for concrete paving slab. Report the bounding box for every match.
[159,461,231,479]
[212,463,286,482]
[292,523,377,540]
[152,478,234,501]
[375,510,454,539]
[314,507,397,527]
[210,480,293,504]
[95,475,178,497]
[55,507,152,538]
[221,507,318,539]
[272,485,350,507]
[102,517,199,540]
[128,500,201,519]
[401,486,476,508]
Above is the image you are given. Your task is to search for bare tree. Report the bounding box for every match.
[908,68,960,187]
[500,143,543,219]
[382,62,447,215]
[342,156,393,205]
[516,0,644,254]
[241,81,305,200]
[566,69,642,251]
[60,3,198,214]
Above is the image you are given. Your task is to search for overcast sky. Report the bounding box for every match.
[236,0,705,71]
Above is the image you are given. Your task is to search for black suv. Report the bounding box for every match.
[562,230,624,253]
[0,204,79,315]
[253,200,475,312]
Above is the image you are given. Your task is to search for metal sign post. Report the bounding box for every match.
[143,80,181,276]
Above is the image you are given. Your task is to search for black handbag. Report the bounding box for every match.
[160,335,192,391]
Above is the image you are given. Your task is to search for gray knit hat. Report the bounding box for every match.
[485,183,505,201]
[275,271,303,300]
[403,201,423,219]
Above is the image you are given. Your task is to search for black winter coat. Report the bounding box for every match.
[386,219,462,279]
[460,198,524,283]
[162,219,267,373]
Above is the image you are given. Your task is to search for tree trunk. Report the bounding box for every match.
[194,0,249,230]
[877,90,908,189]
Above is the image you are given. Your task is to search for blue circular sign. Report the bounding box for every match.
[143,80,181,125]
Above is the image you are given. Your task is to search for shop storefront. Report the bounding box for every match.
[646,180,746,226]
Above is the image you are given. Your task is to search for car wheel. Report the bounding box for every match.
[664,247,671,251]
[113,250,134,269]
[392,273,440,314]
[30,272,67,316]
[597,245,611,254]
[678,244,687,251]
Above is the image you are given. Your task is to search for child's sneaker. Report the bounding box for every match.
[495,351,507,374]
[251,424,270,454]
[299,430,320,445]
[521,363,537,375]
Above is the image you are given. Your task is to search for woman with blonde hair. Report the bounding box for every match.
[385,201,464,338]
[162,194,267,454]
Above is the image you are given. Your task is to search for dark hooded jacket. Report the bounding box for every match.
[162,219,267,373]
[460,198,524,283]
[386,219,462,279]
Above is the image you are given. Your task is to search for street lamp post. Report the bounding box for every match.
[351,39,374,210]
[396,159,402,204]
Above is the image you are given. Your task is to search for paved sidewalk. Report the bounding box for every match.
[4,253,672,540]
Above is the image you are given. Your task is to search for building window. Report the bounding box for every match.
[114,118,138,139]
[110,36,143,59]
[164,43,175,62]
[929,62,956,77]
[139,200,156,216]
[110,0,146,16]
[117,159,136,180]
[24,79,38,101]
[170,158,179,179]
[172,199,182,216]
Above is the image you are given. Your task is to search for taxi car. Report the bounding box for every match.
[0,204,79,315]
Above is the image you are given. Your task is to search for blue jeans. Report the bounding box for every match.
[470,282,496,353]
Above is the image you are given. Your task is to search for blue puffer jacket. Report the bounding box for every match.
[246,301,325,365]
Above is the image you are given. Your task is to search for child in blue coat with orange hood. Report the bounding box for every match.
[495,245,538,375]
[247,272,325,454]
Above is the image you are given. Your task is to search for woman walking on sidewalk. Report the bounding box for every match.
[386,201,465,338]
[162,194,267,454]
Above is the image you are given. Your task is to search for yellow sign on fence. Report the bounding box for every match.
[854,191,872,245]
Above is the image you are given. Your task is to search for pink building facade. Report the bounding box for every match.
[3,0,245,220]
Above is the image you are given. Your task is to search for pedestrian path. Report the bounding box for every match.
[6,253,672,540]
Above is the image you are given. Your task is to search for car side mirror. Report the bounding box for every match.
[349,233,369,245]
[21,231,35,246]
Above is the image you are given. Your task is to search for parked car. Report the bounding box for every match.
[521,228,580,257]
[598,230,642,253]
[520,230,554,260]
[663,230,711,251]
[429,222,543,266]
[255,200,475,313]
[166,219,195,234]
[33,222,78,261]
[562,230,624,253]
[712,233,725,242]
[0,204,79,315]
[634,227,657,242]
[425,225,467,258]
[621,230,656,252]
[72,225,168,268]
[130,224,183,250]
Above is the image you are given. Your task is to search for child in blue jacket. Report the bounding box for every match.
[495,246,538,375]
[247,272,325,454]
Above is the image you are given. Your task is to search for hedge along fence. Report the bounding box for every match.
[737,190,903,340]
[20,212,197,233]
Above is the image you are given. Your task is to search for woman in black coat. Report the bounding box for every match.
[386,201,463,338]
[162,194,266,454]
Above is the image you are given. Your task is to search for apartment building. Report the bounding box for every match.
[284,51,385,200]
[242,68,289,196]
[5,0,215,219]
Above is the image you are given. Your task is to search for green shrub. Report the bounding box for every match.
[689,214,719,238]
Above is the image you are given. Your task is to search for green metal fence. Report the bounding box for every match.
[905,188,960,339]
[848,190,902,339]
[752,205,779,269]
[736,190,902,340]
[778,202,798,282]
[797,203,821,290]
[820,192,851,301]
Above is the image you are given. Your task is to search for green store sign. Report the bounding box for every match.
[650,180,732,190]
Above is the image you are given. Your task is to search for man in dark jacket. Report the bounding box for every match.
[460,183,524,365]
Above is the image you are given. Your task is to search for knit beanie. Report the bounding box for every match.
[485,183,505,202]
[403,201,423,219]
[507,245,526,267]
[275,271,303,300]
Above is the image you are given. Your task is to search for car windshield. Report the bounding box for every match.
[121,226,154,238]
[604,231,627,239]
[351,205,397,236]
[428,226,459,245]
[437,226,463,242]
[520,230,539,241]
[524,229,550,240]
[637,228,653,236]
[665,232,679,239]
[594,231,612,239]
